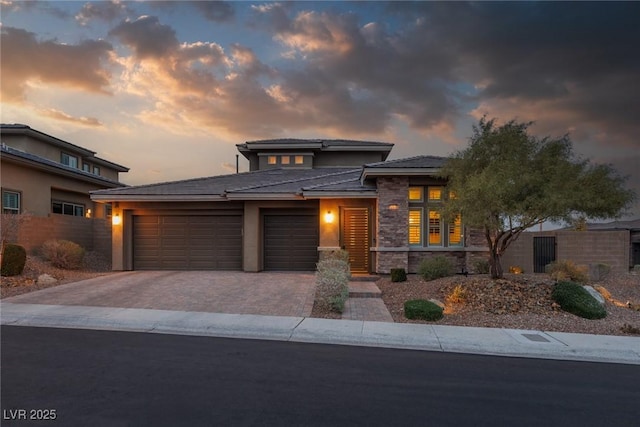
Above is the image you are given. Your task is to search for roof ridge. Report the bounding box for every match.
[227,168,358,192]
[365,154,448,167]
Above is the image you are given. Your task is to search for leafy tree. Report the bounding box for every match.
[440,117,635,279]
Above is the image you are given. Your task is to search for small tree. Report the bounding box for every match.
[441,117,635,279]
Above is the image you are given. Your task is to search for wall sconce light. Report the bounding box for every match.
[388,204,399,211]
[112,213,121,226]
[85,209,92,218]
[324,210,335,224]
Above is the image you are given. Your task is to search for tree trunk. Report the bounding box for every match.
[488,247,504,279]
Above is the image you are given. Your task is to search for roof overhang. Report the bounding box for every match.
[302,191,377,199]
[90,194,227,202]
[2,150,126,188]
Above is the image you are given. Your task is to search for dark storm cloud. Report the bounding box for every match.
[0,26,113,102]
[109,15,179,59]
[248,2,639,146]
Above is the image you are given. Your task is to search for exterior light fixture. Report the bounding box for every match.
[85,209,92,218]
[324,210,335,224]
[388,204,399,210]
[112,213,121,226]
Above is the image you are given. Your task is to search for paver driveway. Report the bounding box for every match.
[4,271,317,317]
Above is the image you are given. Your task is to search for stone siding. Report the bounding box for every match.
[376,177,409,273]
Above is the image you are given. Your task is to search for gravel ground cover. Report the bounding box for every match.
[378,273,640,336]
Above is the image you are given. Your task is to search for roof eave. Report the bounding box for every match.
[360,167,443,182]
[90,194,227,202]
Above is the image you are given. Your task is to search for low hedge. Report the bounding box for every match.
[404,299,443,321]
[390,268,407,282]
[552,281,607,320]
[1,243,27,276]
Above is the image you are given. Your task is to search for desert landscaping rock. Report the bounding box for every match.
[583,285,605,306]
[37,274,58,285]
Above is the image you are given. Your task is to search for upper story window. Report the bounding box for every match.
[82,163,91,172]
[61,152,78,169]
[268,156,277,165]
[281,156,290,165]
[2,190,20,214]
[93,166,100,175]
[295,155,304,165]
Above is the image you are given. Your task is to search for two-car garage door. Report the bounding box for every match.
[132,212,319,271]
[133,215,243,270]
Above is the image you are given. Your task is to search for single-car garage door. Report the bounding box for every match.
[133,215,242,270]
[264,213,318,271]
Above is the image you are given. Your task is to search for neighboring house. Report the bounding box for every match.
[91,139,487,273]
[1,124,129,253]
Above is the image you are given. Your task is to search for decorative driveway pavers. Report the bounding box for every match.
[4,271,317,317]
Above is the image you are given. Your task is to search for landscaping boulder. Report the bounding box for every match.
[37,274,58,286]
[583,285,605,306]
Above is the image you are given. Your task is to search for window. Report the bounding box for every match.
[2,190,20,214]
[295,155,304,165]
[428,210,442,246]
[105,203,112,218]
[268,156,277,165]
[93,166,100,175]
[408,186,462,247]
[52,201,84,217]
[428,186,443,201]
[61,153,78,169]
[281,156,290,165]
[449,214,463,246]
[83,163,91,172]
[409,209,422,245]
[408,187,423,201]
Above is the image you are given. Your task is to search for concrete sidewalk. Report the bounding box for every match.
[2,302,639,365]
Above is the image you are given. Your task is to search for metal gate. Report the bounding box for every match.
[533,236,556,273]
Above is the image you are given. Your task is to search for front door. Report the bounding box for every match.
[341,208,370,274]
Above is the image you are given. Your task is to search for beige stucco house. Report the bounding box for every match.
[1,124,129,253]
[92,139,487,273]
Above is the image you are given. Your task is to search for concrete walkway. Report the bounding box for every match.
[2,302,639,365]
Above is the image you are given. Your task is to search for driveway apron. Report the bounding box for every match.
[3,271,317,317]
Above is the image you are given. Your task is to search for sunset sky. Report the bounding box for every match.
[1,1,638,218]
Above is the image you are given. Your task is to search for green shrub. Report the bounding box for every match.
[552,281,607,319]
[41,239,85,270]
[418,256,455,281]
[390,268,407,282]
[404,299,444,321]
[473,259,490,274]
[1,243,27,276]
[316,257,350,313]
[546,260,589,284]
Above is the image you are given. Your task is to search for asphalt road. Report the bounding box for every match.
[1,326,638,427]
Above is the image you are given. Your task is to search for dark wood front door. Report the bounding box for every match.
[342,208,370,274]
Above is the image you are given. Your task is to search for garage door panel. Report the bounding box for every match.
[134,215,242,270]
[264,214,318,271]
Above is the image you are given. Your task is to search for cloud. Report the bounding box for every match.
[38,108,103,127]
[192,1,235,23]
[109,15,179,59]
[0,26,114,103]
[0,0,70,19]
[75,0,130,26]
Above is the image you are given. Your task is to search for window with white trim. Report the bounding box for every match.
[2,190,20,214]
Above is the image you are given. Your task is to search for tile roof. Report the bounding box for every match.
[365,155,448,168]
[1,145,126,187]
[91,167,372,198]
[243,138,393,148]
